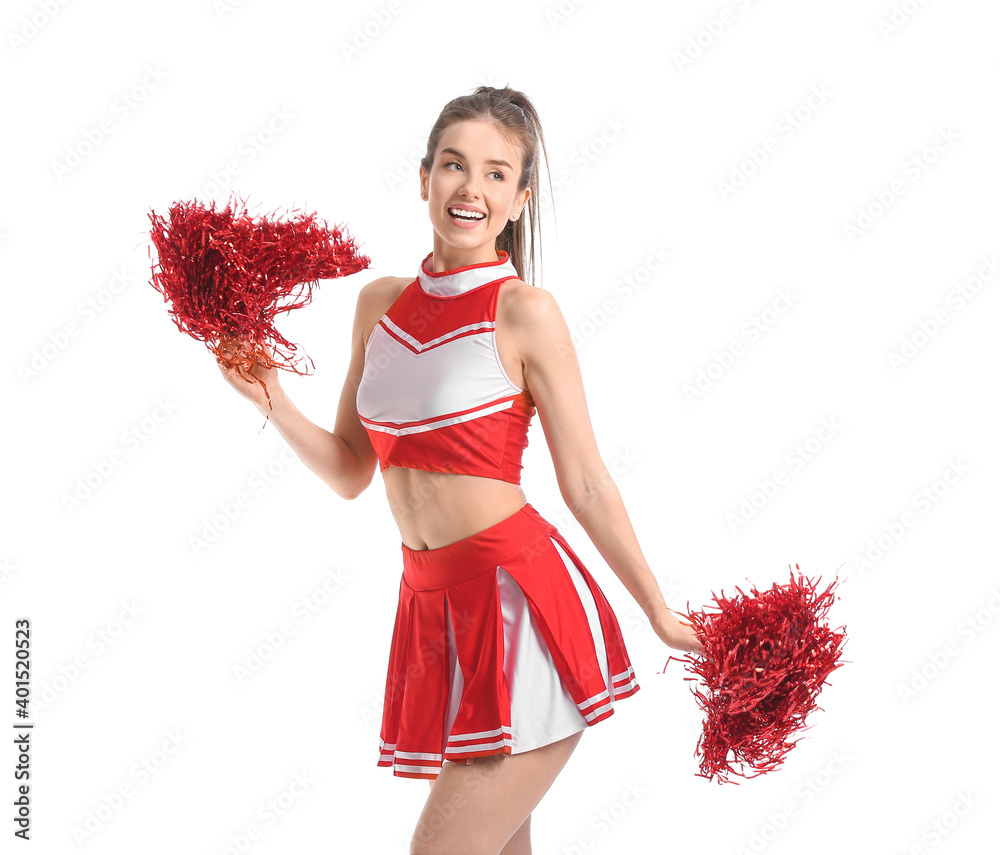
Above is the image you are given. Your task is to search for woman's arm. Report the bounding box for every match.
[231,282,382,500]
[511,286,703,653]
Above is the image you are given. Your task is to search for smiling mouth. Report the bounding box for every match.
[448,207,485,222]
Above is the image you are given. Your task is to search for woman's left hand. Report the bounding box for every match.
[649,606,705,655]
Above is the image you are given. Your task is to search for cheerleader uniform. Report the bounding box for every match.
[356,250,640,780]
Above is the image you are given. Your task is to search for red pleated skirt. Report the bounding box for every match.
[377,502,640,779]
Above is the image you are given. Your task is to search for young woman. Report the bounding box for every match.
[220,86,703,855]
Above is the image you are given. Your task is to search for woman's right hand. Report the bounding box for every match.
[216,337,283,412]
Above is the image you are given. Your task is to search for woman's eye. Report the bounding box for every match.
[444,162,504,180]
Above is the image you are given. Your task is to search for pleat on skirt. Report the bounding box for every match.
[377,502,640,779]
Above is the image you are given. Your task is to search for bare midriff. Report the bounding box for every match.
[384,467,529,550]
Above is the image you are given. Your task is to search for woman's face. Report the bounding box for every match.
[419,119,530,255]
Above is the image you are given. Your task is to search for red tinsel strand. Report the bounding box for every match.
[147,194,371,416]
[664,565,847,784]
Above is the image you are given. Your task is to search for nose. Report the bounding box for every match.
[458,172,481,198]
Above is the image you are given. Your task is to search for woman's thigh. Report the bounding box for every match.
[410,729,584,855]
[426,781,531,855]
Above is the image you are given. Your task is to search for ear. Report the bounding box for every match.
[517,186,531,215]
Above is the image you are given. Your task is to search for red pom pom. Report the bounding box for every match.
[147,194,370,405]
[666,565,848,784]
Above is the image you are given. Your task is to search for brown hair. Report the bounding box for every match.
[420,85,553,288]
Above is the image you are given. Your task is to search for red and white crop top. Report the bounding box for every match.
[356,250,536,484]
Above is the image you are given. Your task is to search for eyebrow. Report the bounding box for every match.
[440,147,513,171]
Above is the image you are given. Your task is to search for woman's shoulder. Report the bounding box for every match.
[498,276,563,343]
[358,277,413,347]
[357,275,413,312]
[360,275,412,296]
[500,276,556,311]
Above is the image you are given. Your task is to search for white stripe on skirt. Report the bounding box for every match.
[441,534,612,758]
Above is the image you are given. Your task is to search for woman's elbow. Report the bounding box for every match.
[338,475,372,501]
[559,463,616,516]
[333,445,377,500]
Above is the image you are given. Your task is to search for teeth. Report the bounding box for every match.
[449,207,484,219]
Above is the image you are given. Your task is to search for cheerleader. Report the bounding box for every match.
[219,85,703,855]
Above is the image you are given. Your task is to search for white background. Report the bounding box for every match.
[2,0,998,852]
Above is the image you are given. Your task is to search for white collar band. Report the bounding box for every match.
[417,250,518,297]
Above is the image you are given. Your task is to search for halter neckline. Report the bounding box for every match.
[417,250,517,297]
